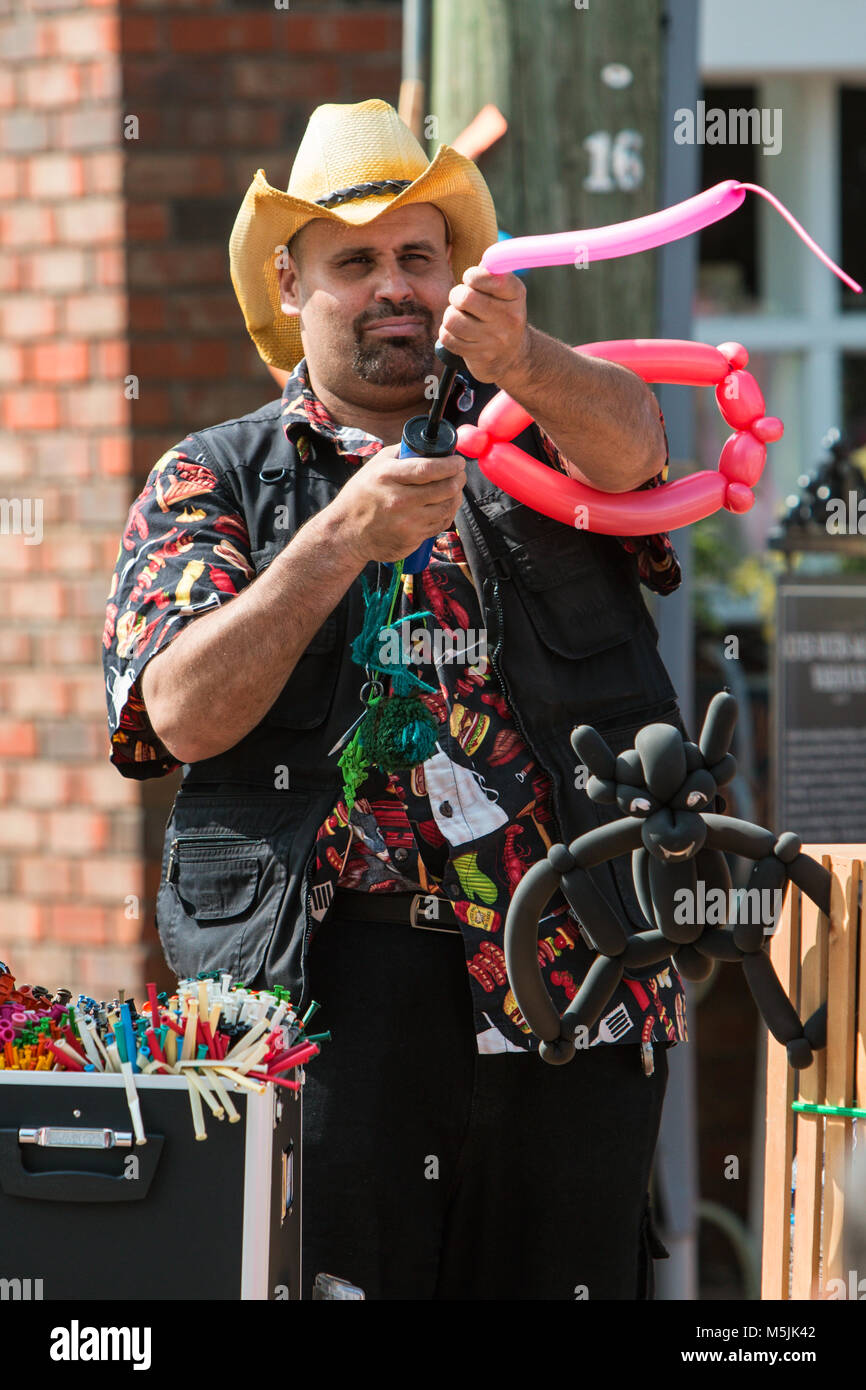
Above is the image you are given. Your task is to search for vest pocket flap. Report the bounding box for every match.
[173,843,262,921]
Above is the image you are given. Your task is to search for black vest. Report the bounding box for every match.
[155,381,680,1006]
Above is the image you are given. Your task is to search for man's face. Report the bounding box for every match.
[277,203,455,396]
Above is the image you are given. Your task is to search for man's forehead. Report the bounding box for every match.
[295,203,450,255]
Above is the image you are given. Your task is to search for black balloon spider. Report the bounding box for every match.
[504,693,830,1068]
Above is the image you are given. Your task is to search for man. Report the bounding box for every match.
[103,99,684,1300]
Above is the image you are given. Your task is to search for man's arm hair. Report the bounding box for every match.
[141,504,366,764]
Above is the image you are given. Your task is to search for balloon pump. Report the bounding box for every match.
[388,341,465,574]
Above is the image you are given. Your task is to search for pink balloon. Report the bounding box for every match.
[456,339,784,536]
[482,181,747,274]
[480,179,862,293]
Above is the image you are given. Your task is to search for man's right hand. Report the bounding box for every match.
[331,445,467,565]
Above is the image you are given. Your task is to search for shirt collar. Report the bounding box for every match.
[280,357,476,465]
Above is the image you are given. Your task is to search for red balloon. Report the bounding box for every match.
[456,339,783,536]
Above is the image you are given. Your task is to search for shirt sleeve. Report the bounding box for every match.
[535,408,682,597]
[102,436,255,779]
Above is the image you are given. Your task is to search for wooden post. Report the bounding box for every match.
[761,883,799,1299]
[429,0,664,343]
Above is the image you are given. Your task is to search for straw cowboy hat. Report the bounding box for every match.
[229,98,498,373]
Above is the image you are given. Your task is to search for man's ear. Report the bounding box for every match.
[277,261,302,317]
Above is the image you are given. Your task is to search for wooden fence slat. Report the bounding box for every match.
[821,857,860,1287]
[761,883,799,1299]
[790,869,828,1301]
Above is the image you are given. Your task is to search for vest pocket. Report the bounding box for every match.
[156,791,308,980]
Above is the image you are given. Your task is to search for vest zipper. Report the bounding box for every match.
[166,832,263,881]
[299,844,317,1011]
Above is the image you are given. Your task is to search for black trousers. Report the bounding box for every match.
[301,913,669,1301]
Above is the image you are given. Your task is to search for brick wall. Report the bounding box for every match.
[0,0,401,1001]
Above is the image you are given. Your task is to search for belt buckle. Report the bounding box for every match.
[409,894,453,932]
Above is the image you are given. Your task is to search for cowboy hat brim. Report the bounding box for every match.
[229,142,498,374]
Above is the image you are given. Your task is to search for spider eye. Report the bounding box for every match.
[686,791,706,809]
[630,797,652,814]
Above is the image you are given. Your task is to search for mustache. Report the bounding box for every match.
[354,301,435,333]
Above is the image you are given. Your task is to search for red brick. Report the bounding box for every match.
[0,295,57,339]
[55,195,123,243]
[52,14,120,58]
[29,339,90,383]
[34,628,100,668]
[34,533,95,574]
[94,246,124,287]
[77,763,142,810]
[57,105,120,151]
[15,760,71,807]
[16,855,78,898]
[127,293,164,330]
[0,434,32,480]
[0,721,37,757]
[0,343,24,384]
[169,13,275,52]
[65,672,108,718]
[232,57,339,103]
[21,61,81,108]
[64,291,126,336]
[0,110,50,153]
[79,855,145,903]
[0,630,32,664]
[129,154,225,197]
[84,150,124,196]
[129,244,225,288]
[0,252,21,293]
[0,898,43,944]
[8,579,66,621]
[0,157,19,198]
[4,671,68,715]
[26,151,86,200]
[171,292,243,335]
[0,66,15,110]
[91,338,128,378]
[131,339,228,379]
[0,18,53,62]
[0,534,41,575]
[47,808,111,856]
[126,201,169,241]
[0,808,42,851]
[30,431,90,480]
[22,247,87,293]
[96,434,132,477]
[128,387,171,426]
[44,903,107,945]
[121,14,161,52]
[0,203,55,248]
[80,58,121,103]
[2,388,60,430]
[63,382,129,431]
[76,944,149,995]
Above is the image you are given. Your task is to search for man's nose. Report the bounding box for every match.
[372,257,413,303]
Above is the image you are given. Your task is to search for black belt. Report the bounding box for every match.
[331,889,462,934]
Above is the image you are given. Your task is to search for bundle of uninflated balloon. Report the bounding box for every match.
[0,961,328,1142]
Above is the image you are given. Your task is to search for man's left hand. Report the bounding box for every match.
[439,266,530,385]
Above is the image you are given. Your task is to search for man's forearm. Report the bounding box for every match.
[497,326,666,492]
[140,503,366,764]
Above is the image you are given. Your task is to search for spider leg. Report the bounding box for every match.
[784,850,832,918]
[569,817,643,869]
[559,955,624,1039]
[741,950,814,1069]
[632,846,656,929]
[503,856,561,1044]
[732,852,787,953]
[695,928,744,961]
[671,944,714,981]
[703,814,775,859]
[621,930,673,971]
